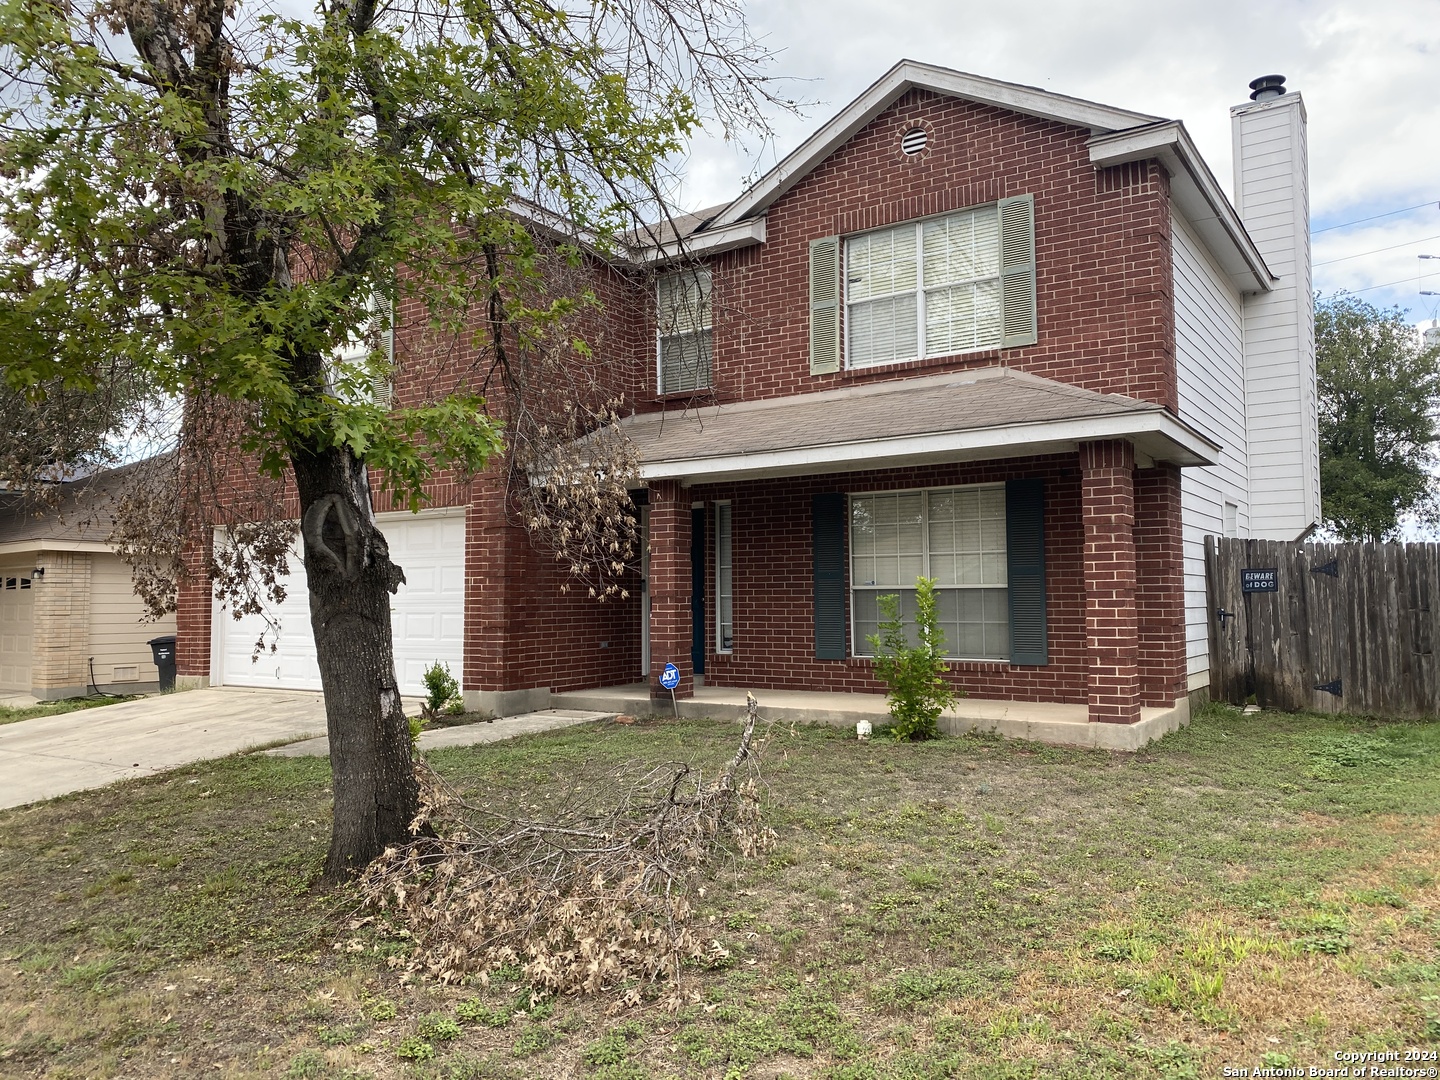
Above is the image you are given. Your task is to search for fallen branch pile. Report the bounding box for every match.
[355,694,774,1005]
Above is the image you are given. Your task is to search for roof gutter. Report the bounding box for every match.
[1087,121,1274,294]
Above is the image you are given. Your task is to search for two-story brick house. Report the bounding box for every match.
[179,62,1319,748]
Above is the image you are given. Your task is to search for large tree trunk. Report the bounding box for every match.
[291,445,418,882]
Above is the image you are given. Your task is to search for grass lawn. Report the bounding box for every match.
[0,696,136,726]
[0,703,1437,1078]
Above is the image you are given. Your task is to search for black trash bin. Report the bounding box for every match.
[148,635,177,691]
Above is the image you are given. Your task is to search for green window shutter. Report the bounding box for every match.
[998,194,1037,348]
[809,237,841,374]
[374,293,395,409]
[813,492,846,659]
[1005,478,1047,665]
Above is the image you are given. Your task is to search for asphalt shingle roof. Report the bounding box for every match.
[617,367,1209,473]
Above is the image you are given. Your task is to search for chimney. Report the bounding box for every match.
[1231,75,1321,539]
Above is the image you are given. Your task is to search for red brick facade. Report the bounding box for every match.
[653,90,1175,418]
[179,78,1195,724]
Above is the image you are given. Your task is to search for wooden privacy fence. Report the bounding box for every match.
[1206,536,1440,717]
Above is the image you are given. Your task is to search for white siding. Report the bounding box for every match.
[1231,93,1320,538]
[1174,211,1248,690]
[87,553,176,689]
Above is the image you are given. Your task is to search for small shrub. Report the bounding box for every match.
[866,578,960,741]
[422,660,461,715]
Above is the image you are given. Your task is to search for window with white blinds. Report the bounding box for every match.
[657,270,712,394]
[850,485,1010,660]
[330,293,395,408]
[845,203,1006,368]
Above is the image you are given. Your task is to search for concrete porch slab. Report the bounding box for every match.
[550,684,1189,751]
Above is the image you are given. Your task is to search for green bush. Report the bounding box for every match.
[421,660,460,714]
[866,577,961,741]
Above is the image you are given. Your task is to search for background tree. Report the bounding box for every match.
[1317,294,1440,541]
[0,0,787,879]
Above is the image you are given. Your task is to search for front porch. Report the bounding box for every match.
[552,682,1190,751]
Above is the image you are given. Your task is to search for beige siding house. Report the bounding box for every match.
[0,465,175,699]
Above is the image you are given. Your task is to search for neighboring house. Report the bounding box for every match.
[0,463,177,698]
[177,62,1319,745]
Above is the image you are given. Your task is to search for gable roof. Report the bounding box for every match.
[708,60,1162,230]
[651,60,1274,293]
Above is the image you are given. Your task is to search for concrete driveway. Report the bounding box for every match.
[0,688,615,810]
[0,687,328,810]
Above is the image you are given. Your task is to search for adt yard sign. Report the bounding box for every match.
[1242,568,1278,593]
[660,663,680,690]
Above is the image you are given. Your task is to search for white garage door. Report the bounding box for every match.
[0,568,35,692]
[212,512,465,697]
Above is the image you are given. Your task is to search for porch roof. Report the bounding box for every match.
[620,368,1220,485]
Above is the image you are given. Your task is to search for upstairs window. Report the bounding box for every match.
[657,269,712,394]
[332,294,395,408]
[810,195,1035,375]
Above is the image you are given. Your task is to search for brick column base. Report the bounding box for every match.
[1081,440,1140,724]
[647,480,694,700]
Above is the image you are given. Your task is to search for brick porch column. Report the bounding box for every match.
[175,530,213,688]
[647,479,693,700]
[1080,440,1141,724]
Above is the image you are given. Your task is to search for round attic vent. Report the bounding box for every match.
[900,127,928,156]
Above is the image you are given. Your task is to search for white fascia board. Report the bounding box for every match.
[0,539,112,556]
[640,412,1220,485]
[1088,123,1274,294]
[710,60,1161,230]
[634,218,767,265]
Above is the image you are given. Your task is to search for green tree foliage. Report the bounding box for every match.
[866,577,960,741]
[1317,295,1440,541]
[0,0,783,875]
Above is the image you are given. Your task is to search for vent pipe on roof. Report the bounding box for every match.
[1248,74,1287,101]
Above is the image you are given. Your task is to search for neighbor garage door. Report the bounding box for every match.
[212,512,465,697]
[0,567,35,692]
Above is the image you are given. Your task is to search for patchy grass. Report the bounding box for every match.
[0,695,137,725]
[1,703,1438,1077]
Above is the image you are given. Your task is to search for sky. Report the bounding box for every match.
[667,0,1440,325]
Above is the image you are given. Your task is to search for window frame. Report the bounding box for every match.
[848,482,1010,663]
[330,292,394,408]
[844,202,1005,370]
[656,268,714,395]
[714,500,733,654]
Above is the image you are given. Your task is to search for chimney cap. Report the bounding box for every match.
[1248,74,1287,101]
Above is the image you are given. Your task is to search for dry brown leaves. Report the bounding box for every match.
[356,698,775,1008]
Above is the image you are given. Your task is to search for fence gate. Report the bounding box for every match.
[1205,537,1440,717]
